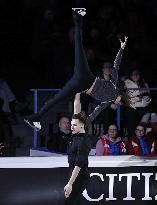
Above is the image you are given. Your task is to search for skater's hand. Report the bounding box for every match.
[120,36,128,49]
[114,96,122,105]
[64,183,72,198]
[110,103,117,110]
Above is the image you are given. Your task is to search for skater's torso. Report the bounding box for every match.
[68,133,91,178]
[90,77,119,103]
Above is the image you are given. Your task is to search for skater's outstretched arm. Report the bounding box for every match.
[111,36,128,84]
[74,92,111,124]
[86,101,111,124]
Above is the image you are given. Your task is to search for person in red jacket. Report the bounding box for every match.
[96,124,126,155]
[146,114,157,155]
[127,124,155,155]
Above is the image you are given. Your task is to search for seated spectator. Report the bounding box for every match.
[96,124,126,155]
[146,113,157,155]
[0,79,16,113]
[0,78,30,124]
[123,69,151,137]
[0,97,11,156]
[47,116,71,153]
[127,124,155,155]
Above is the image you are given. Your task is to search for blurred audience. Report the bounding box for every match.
[0,97,12,156]
[123,69,151,137]
[146,113,157,155]
[0,78,30,124]
[96,124,126,155]
[0,78,17,124]
[47,116,71,153]
[0,1,157,157]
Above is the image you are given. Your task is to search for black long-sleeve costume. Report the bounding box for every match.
[86,47,124,124]
[65,133,91,205]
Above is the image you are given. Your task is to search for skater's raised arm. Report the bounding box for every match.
[111,36,128,83]
[74,93,81,114]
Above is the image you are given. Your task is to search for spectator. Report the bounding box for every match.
[47,116,71,153]
[123,69,151,137]
[96,124,126,155]
[0,79,16,113]
[0,78,31,122]
[0,97,11,156]
[146,113,157,155]
[127,124,155,155]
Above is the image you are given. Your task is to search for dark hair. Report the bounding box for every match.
[117,80,132,107]
[102,62,113,69]
[129,69,146,87]
[72,111,86,124]
[136,123,147,134]
[120,90,132,107]
[108,124,118,130]
[107,124,121,137]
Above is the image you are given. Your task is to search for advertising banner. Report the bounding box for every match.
[0,166,157,205]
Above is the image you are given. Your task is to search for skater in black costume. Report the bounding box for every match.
[25,8,128,131]
[64,112,91,205]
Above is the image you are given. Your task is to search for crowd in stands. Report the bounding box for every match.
[0,78,32,156]
[1,1,157,157]
[47,113,157,156]
[1,61,157,157]
[1,0,157,89]
[45,53,157,157]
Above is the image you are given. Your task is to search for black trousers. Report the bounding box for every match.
[28,14,95,121]
[64,174,90,205]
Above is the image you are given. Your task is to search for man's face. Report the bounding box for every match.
[102,67,112,76]
[59,117,71,133]
[71,119,83,134]
[135,126,145,137]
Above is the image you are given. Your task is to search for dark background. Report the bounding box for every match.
[0,0,157,97]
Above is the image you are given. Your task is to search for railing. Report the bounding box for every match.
[31,88,157,148]
[31,89,61,148]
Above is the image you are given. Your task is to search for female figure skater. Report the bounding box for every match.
[64,112,91,205]
[25,8,128,131]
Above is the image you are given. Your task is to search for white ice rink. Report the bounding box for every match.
[0,155,157,168]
